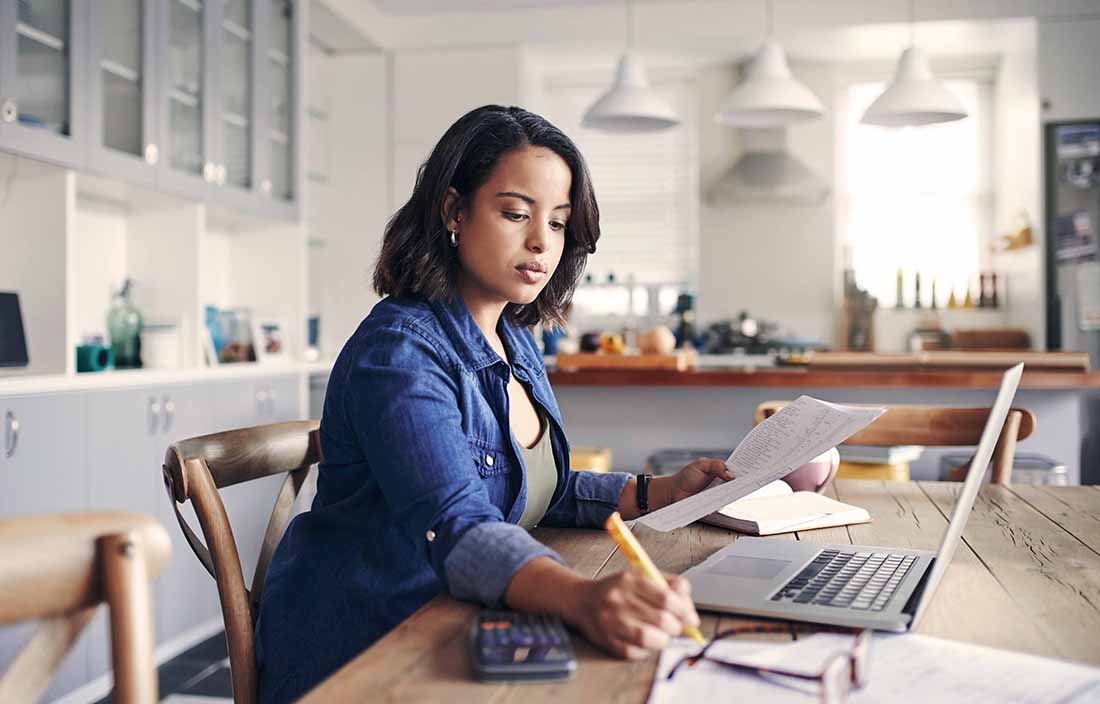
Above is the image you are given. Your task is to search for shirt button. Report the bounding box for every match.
[426,530,436,542]
[485,454,494,467]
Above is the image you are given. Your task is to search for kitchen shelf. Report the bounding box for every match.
[169,87,199,109]
[101,59,139,84]
[222,18,251,42]
[222,110,249,128]
[16,21,65,52]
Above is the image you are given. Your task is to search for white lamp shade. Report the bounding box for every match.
[581,52,680,133]
[715,40,824,128]
[861,47,968,127]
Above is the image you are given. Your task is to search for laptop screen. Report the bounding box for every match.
[0,292,30,368]
[909,363,1023,628]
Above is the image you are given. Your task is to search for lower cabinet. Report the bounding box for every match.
[0,392,91,702]
[0,373,304,700]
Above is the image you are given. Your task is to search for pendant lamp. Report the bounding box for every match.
[581,0,679,133]
[714,0,824,128]
[860,1,966,127]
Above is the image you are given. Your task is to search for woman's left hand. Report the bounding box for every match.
[668,459,734,504]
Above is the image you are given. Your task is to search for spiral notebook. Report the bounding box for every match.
[699,480,870,535]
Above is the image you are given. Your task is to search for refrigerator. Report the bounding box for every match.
[1045,121,1100,484]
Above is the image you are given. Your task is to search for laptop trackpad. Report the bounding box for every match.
[708,556,791,580]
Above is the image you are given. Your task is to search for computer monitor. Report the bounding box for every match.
[0,292,30,368]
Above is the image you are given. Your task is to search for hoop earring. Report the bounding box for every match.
[449,229,458,248]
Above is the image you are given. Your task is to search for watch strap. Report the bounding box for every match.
[636,473,653,513]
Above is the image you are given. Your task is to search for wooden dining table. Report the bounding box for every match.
[300,480,1100,702]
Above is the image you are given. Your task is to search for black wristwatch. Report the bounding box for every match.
[636,473,654,514]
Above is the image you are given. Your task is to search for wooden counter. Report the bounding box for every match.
[548,367,1100,389]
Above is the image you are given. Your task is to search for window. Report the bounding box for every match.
[839,79,992,308]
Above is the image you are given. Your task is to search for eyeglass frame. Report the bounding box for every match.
[666,622,871,704]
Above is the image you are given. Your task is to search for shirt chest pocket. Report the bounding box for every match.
[468,437,513,510]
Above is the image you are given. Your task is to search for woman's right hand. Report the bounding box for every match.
[566,570,700,659]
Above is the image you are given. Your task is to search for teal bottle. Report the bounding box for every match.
[107,279,143,368]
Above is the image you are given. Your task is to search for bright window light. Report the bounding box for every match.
[841,80,990,308]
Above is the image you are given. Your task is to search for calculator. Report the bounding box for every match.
[469,610,577,682]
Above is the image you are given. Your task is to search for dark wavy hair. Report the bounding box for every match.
[372,105,599,327]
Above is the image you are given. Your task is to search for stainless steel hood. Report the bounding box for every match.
[706,128,829,206]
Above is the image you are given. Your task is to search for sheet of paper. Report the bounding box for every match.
[648,634,1100,704]
[637,396,885,532]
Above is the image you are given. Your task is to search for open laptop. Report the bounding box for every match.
[683,363,1024,632]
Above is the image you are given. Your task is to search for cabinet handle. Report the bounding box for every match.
[162,396,175,433]
[216,164,227,185]
[256,389,269,416]
[260,179,273,196]
[268,387,277,417]
[203,162,217,183]
[4,411,18,458]
[148,397,161,435]
[1,99,15,124]
[144,143,159,165]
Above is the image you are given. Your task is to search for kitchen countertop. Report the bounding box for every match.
[547,367,1100,389]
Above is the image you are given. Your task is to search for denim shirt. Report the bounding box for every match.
[254,294,632,703]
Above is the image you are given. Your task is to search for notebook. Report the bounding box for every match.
[699,480,870,535]
[839,444,924,465]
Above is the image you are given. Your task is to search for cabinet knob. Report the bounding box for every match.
[162,396,175,433]
[144,143,159,165]
[1,99,16,124]
[216,164,228,185]
[203,162,217,183]
[4,410,18,459]
[148,397,162,435]
[260,179,273,195]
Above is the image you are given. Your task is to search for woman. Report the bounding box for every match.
[255,105,732,703]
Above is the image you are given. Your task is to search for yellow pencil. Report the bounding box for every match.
[604,511,707,646]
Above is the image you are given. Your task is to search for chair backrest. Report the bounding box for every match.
[754,401,1036,485]
[0,512,170,704]
[161,420,321,704]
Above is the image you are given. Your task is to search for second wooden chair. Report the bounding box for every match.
[754,402,1036,485]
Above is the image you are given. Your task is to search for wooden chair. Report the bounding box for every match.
[754,402,1036,485]
[0,512,171,704]
[161,420,321,704]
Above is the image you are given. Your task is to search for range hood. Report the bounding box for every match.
[706,128,829,206]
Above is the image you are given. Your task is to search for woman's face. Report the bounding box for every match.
[448,146,572,310]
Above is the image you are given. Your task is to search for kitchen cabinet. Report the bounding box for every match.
[85,0,161,185]
[0,0,88,167]
[0,0,301,218]
[156,0,301,219]
[0,392,90,702]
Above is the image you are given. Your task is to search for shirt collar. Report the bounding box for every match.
[429,295,540,374]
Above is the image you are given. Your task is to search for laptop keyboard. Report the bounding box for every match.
[770,549,918,612]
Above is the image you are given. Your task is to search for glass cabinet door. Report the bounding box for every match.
[160,0,215,193]
[87,0,159,182]
[0,0,86,165]
[219,0,253,191]
[265,0,294,204]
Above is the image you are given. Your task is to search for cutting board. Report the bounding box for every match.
[554,350,698,371]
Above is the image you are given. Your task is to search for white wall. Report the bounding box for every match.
[0,157,70,376]
[71,198,128,344]
[993,20,1045,348]
[697,61,837,344]
[307,53,390,359]
[391,46,525,212]
[1039,18,1100,122]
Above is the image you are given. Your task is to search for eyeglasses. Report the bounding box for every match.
[666,623,871,704]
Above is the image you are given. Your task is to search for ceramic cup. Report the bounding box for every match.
[783,447,841,493]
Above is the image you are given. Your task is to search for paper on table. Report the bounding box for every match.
[636,396,885,532]
[649,633,1100,704]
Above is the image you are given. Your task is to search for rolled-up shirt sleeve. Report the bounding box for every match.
[541,468,633,529]
[345,321,562,607]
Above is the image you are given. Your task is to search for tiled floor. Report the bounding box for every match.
[94,632,233,704]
